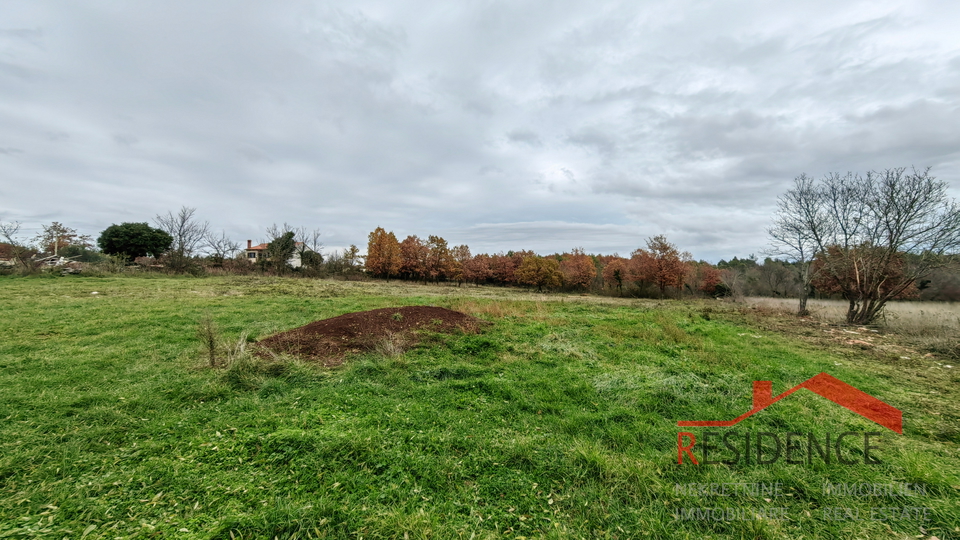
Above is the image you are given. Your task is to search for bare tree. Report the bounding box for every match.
[343,244,362,269]
[719,267,746,301]
[770,168,960,323]
[324,249,345,274]
[204,230,240,266]
[0,219,36,269]
[768,174,828,315]
[0,219,20,242]
[293,226,323,269]
[326,245,362,278]
[758,259,797,297]
[155,206,210,272]
[34,222,92,256]
[262,224,323,272]
[0,219,21,247]
[264,223,291,242]
[263,223,296,274]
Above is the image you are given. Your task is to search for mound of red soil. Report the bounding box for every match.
[256,306,484,366]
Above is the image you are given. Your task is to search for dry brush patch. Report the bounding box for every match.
[744,297,960,359]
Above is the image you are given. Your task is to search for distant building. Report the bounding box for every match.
[245,239,312,268]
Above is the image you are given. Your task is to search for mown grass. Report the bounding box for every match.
[0,276,957,539]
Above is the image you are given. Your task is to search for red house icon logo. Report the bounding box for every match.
[677,372,902,434]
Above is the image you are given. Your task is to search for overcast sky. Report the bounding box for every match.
[2,1,960,261]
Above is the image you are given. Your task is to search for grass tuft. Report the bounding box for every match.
[197,311,220,368]
[373,331,409,358]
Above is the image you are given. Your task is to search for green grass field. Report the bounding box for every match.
[1,276,957,539]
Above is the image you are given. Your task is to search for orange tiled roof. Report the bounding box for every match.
[247,242,306,251]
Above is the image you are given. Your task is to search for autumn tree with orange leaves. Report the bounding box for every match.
[451,244,471,286]
[685,261,723,296]
[426,235,456,283]
[359,227,712,298]
[630,235,689,298]
[700,265,722,295]
[516,256,563,292]
[365,227,401,279]
[561,248,596,290]
[463,253,491,285]
[627,250,654,292]
[811,244,918,320]
[399,235,429,282]
[489,253,519,285]
[601,257,628,295]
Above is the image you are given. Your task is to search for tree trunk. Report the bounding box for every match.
[849,299,884,325]
[796,262,811,316]
[797,289,809,316]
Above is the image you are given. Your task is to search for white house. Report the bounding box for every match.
[245,240,313,268]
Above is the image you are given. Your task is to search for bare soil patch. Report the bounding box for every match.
[256,306,484,366]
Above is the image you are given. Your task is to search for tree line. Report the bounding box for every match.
[0,208,363,279]
[363,166,960,324]
[365,226,722,298]
[3,167,959,324]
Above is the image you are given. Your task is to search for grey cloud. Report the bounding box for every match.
[802,16,900,61]
[112,134,138,146]
[584,85,658,105]
[566,128,617,156]
[2,1,959,262]
[462,99,495,116]
[0,60,38,80]
[237,146,272,163]
[699,35,789,67]
[506,128,542,147]
[479,165,504,176]
[0,27,43,42]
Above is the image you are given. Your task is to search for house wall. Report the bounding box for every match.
[242,248,306,268]
[288,252,303,268]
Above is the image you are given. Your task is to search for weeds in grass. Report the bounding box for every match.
[374,331,409,358]
[85,254,128,276]
[448,298,549,322]
[219,333,319,392]
[221,333,262,389]
[197,311,220,367]
[659,318,687,343]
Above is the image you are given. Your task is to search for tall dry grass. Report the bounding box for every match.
[745,297,960,356]
[446,298,547,319]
